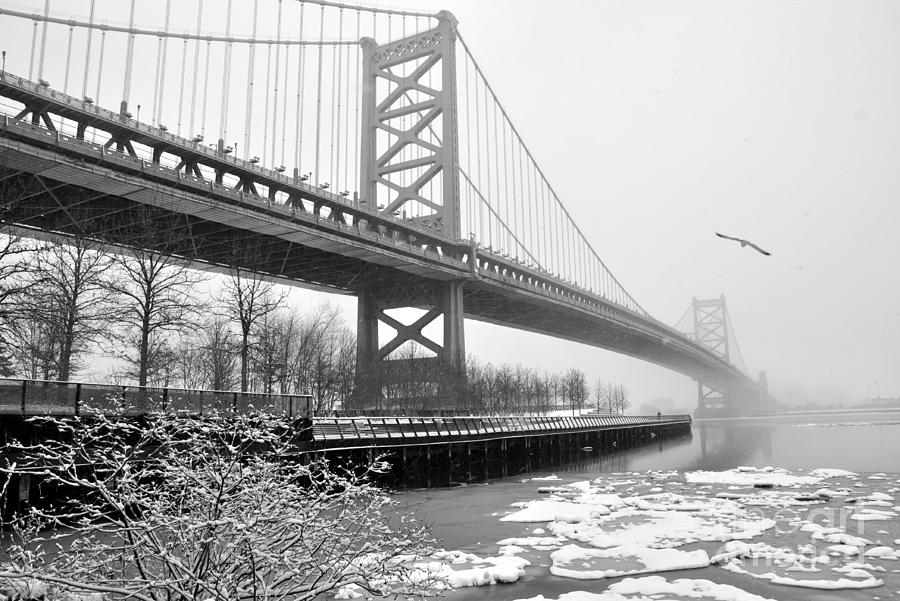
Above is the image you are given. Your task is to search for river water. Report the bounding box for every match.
[396,410,900,601]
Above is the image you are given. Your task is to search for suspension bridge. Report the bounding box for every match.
[0,0,769,415]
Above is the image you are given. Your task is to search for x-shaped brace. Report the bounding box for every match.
[375,308,444,360]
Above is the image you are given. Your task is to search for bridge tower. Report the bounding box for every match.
[354,12,466,409]
[693,296,730,413]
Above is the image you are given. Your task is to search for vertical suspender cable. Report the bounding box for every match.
[502,116,509,253]
[271,0,283,166]
[335,9,344,191]
[152,36,163,124]
[483,73,492,248]
[314,5,324,185]
[154,0,171,127]
[262,43,272,164]
[474,73,482,244]
[36,0,49,81]
[176,37,187,136]
[280,42,290,168]
[220,0,233,145]
[244,0,259,160]
[353,9,361,195]
[95,29,106,107]
[516,140,524,259]
[63,26,73,94]
[330,20,340,187]
[81,0,95,98]
[200,40,211,137]
[343,17,352,193]
[492,101,500,248]
[464,53,472,237]
[525,159,533,265]
[29,21,38,80]
[542,181,549,273]
[295,4,306,172]
[121,0,137,109]
[189,0,204,137]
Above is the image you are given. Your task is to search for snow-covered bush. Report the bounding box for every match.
[1,410,433,600]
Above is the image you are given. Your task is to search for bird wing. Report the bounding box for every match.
[715,232,742,243]
[747,241,772,256]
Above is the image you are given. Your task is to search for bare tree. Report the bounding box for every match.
[0,232,38,376]
[171,334,206,390]
[220,268,285,392]
[110,249,205,386]
[197,317,239,391]
[614,383,631,415]
[593,378,608,414]
[14,237,119,381]
[564,368,589,413]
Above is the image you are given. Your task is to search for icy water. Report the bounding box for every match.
[395,411,900,601]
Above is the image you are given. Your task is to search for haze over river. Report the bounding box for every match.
[397,411,900,601]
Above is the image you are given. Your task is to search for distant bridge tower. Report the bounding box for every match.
[692,296,730,413]
[354,12,466,408]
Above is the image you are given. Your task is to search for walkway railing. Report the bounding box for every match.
[313,414,691,444]
[0,378,313,419]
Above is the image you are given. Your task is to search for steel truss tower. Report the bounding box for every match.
[693,296,729,412]
[354,12,466,408]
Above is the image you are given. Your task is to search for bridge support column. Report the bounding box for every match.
[696,381,729,415]
[353,279,466,411]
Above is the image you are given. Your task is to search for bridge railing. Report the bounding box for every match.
[312,414,692,443]
[0,378,313,419]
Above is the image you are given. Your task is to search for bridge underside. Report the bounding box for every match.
[0,141,756,407]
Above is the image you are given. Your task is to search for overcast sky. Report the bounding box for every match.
[1,0,898,407]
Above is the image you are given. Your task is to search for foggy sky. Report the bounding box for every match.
[1,0,897,406]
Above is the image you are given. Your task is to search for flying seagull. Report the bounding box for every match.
[715,232,771,256]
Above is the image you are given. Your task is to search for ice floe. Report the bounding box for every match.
[416,466,899,598]
[513,575,781,600]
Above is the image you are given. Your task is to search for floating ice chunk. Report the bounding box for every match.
[850,512,894,521]
[435,555,531,587]
[498,545,527,556]
[549,544,709,579]
[814,488,849,498]
[497,536,565,547]
[831,566,873,579]
[500,501,610,523]
[432,549,482,564]
[864,546,899,560]
[686,469,820,487]
[810,468,858,478]
[868,492,895,501]
[822,533,871,546]
[531,475,562,481]
[826,544,862,556]
[609,575,780,601]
